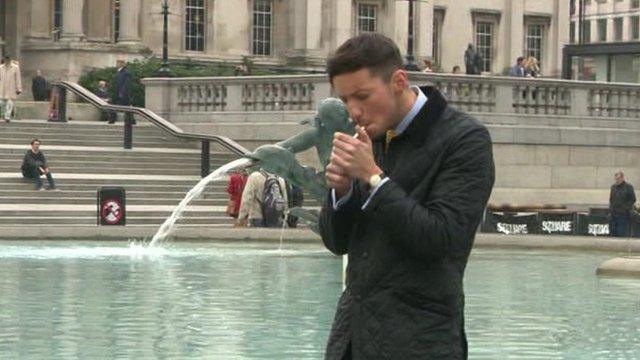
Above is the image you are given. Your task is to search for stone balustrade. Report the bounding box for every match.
[142,73,640,120]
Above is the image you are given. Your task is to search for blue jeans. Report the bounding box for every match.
[610,214,630,237]
[22,167,56,189]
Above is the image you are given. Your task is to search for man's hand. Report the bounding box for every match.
[325,162,351,198]
[331,126,382,184]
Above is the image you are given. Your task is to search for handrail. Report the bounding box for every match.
[53,81,250,177]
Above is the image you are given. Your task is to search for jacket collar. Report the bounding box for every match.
[396,86,448,145]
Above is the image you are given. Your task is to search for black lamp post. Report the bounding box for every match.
[156,0,171,77]
[403,0,420,71]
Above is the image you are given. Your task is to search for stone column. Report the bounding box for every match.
[60,0,85,40]
[86,1,112,42]
[290,0,322,53]
[415,0,433,61]
[508,0,524,65]
[28,0,52,39]
[119,0,141,44]
[554,0,570,77]
[332,0,352,50]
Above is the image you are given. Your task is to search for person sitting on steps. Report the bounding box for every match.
[21,138,57,191]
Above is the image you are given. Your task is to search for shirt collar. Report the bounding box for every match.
[395,86,427,135]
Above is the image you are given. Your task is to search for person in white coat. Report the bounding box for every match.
[0,55,23,122]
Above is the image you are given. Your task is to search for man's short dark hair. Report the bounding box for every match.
[31,139,40,145]
[327,33,403,83]
[517,57,525,64]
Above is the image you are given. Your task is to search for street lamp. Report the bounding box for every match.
[156,0,171,77]
[403,0,420,71]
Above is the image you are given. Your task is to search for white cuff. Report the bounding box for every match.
[361,178,391,210]
[332,184,354,211]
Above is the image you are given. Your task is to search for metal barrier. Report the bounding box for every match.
[53,81,250,178]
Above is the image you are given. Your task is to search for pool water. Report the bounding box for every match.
[0,241,638,359]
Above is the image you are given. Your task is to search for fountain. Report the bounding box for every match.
[149,98,354,245]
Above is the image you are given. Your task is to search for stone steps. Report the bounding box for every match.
[0,117,319,228]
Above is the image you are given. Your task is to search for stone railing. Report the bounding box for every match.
[142,73,640,119]
[143,75,332,116]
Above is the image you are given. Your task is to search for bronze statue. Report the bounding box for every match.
[245,98,355,231]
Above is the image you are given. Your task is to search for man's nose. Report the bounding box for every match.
[347,105,362,123]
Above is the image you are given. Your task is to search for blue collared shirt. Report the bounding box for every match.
[333,86,428,210]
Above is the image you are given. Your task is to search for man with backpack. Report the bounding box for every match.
[236,170,288,228]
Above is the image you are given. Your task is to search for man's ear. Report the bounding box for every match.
[390,69,409,93]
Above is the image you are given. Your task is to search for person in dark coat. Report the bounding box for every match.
[464,43,479,75]
[21,138,56,190]
[110,59,134,124]
[320,33,495,359]
[509,57,526,77]
[609,171,636,237]
[31,69,48,101]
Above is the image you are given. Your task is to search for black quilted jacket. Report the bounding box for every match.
[320,87,495,359]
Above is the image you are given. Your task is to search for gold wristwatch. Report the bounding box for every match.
[368,172,386,189]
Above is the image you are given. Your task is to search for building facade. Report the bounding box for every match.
[0,0,569,92]
[565,0,640,82]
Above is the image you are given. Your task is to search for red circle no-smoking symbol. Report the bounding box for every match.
[101,198,123,224]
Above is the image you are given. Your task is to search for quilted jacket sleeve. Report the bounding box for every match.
[363,126,495,260]
[319,185,363,255]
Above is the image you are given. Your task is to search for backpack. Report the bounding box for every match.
[260,172,286,228]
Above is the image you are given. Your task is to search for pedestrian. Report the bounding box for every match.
[509,57,526,77]
[226,168,248,221]
[31,69,48,101]
[0,54,22,122]
[95,80,113,121]
[110,59,134,124]
[286,182,304,228]
[609,171,636,237]
[422,58,434,73]
[321,33,495,359]
[464,43,484,75]
[236,170,288,228]
[47,86,62,122]
[21,138,57,191]
[524,56,540,78]
[452,65,461,74]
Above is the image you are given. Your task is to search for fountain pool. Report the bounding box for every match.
[0,242,638,359]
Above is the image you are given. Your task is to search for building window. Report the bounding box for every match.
[632,16,640,40]
[633,0,640,9]
[525,24,544,63]
[357,3,377,34]
[583,20,591,43]
[614,17,623,41]
[432,9,444,67]
[252,0,273,56]
[475,21,493,73]
[570,21,576,43]
[185,0,205,52]
[114,0,120,42]
[53,0,63,41]
[597,19,607,42]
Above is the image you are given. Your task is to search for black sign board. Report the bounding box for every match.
[483,212,539,235]
[538,212,576,235]
[576,213,609,236]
